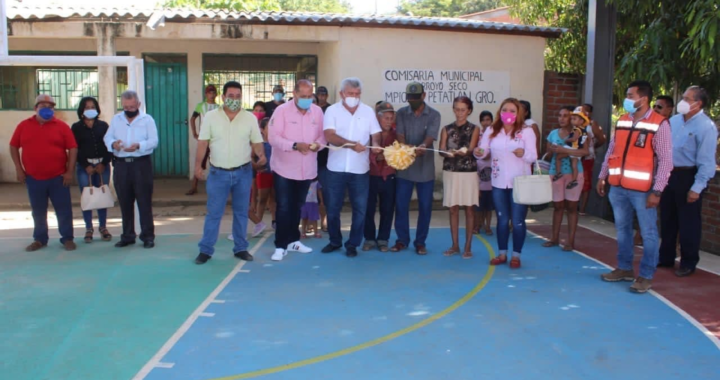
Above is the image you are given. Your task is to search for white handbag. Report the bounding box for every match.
[81,176,116,211]
[513,160,553,205]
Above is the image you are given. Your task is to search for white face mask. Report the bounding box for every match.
[344,97,360,108]
[676,100,697,115]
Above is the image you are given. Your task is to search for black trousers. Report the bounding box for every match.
[113,156,155,243]
[659,169,702,269]
[273,173,310,249]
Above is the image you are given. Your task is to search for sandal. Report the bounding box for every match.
[390,242,406,252]
[462,251,473,259]
[99,227,112,241]
[443,248,460,257]
[552,173,564,182]
[314,232,322,238]
[562,245,574,252]
[542,241,558,248]
[362,242,376,251]
[300,233,308,239]
[471,228,480,235]
[490,256,507,265]
[510,257,522,269]
[185,189,197,196]
[416,245,428,256]
[379,244,389,252]
[566,180,579,190]
[84,228,94,244]
[484,227,493,236]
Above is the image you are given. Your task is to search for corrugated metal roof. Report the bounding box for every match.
[6,6,565,38]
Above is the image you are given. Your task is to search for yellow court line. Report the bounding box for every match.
[205,235,496,380]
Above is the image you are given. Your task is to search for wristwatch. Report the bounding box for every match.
[292,143,298,151]
[652,190,662,197]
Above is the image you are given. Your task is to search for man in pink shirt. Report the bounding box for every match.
[268,79,326,261]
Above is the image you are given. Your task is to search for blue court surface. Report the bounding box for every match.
[137,229,719,380]
[1,228,718,380]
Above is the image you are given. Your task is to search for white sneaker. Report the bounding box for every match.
[271,248,287,261]
[227,234,234,241]
[287,241,313,253]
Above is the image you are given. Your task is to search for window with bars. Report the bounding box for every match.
[0,66,128,111]
[203,55,317,110]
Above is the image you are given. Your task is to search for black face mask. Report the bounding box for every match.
[409,100,424,111]
[124,109,140,118]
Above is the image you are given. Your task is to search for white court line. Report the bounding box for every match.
[154,362,175,369]
[211,300,226,304]
[576,223,720,277]
[131,234,271,380]
[529,230,720,351]
[199,312,215,317]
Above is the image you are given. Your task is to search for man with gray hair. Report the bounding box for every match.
[658,86,718,277]
[104,90,159,249]
[322,77,383,258]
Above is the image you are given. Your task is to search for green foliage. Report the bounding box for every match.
[397,0,505,17]
[163,0,351,13]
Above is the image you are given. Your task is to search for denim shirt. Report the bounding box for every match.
[669,111,718,193]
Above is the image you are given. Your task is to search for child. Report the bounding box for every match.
[252,117,276,230]
[474,110,495,236]
[553,106,588,190]
[301,179,322,239]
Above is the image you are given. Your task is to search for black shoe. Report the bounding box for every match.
[657,262,675,268]
[115,240,135,248]
[195,253,212,265]
[144,241,155,249]
[322,244,342,254]
[346,247,358,258]
[675,267,695,277]
[234,251,254,261]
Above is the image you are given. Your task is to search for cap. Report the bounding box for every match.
[405,82,424,100]
[572,106,590,127]
[205,84,217,93]
[34,94,56,107]
[376,101,395,114]
[317,86,328,95]
[273,85,285,93]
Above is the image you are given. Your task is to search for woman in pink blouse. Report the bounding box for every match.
[474,98,538,268]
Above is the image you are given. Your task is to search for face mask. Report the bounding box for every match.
[409,100,424,111]
[623,98,638,113]
[500,112,517,125]
[124,109,140,118]
[676,100,697,115]
[252,111,266,120]
[225,99,242,112]
[273,93,284,102]
[344,97,360,108]
[297,98,313,110]
[84,109,99,119]
[38,107,54,120]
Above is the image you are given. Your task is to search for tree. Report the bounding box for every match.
[163,0,351,13]
[504,0,720,114]
[397,0,505,17]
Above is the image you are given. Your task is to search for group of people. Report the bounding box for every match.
[10,76,717,295]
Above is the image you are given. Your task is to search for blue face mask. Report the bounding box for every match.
[84,109,99,119]
[273,93,284,102]
[623,98,638,113]
[297,98,313,110]
[38,107,54,120]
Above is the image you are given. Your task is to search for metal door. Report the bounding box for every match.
[144,62,188,176]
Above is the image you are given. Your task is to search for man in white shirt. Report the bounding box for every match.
[104,90,159,249]
[322,77,382,257]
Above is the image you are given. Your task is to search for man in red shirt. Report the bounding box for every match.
[10,94,78,252]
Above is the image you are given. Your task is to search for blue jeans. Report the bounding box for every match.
[492,187,529,255]
[364,175,396,245]
[609,186,659,279]
[273,173,311,249]
[26,175,74,244]
[76,164,111,229]
[198,164,253,255]
[325,170,369,249]
[394,178,434,248]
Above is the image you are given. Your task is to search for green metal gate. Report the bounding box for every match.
[145,61,188,176]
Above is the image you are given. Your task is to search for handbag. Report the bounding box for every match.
[513,158,552,206]
[81,175,116,211]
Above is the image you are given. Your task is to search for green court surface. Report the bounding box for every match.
[0,234,260,380]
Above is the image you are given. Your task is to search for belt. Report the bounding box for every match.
[87,158,103,165]
[114,155,150,163]
[672,166,697,172]
[211,162,251,171]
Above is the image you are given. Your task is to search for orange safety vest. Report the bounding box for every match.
[607,111,666,192]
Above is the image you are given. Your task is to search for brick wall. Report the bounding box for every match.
[541,71,583,154]
[701,171,720,255]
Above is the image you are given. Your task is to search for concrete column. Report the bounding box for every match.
[187,50,203,179]
[95,23,117,121]
[583,0,617,218]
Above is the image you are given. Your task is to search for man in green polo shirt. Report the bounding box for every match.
[187,84,220,196]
